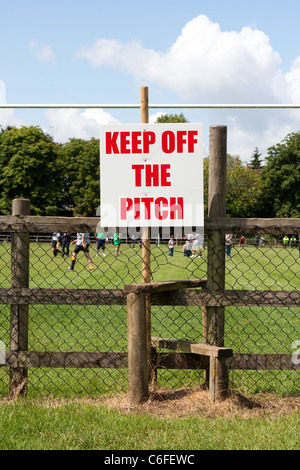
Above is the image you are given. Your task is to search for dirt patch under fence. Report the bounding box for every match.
[1,386,299,420]
[103,387,300,419]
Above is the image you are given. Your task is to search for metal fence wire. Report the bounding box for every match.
[0,224,299,398]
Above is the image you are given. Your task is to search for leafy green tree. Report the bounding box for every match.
[260,132,300,217]
[58,137,100,216]
[155,113,189,123]
[249,147,263,169]
[205,154,263,218]
[0,126,63,215]
[226,155,263,217]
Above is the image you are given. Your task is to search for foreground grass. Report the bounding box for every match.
[0,398,299,450]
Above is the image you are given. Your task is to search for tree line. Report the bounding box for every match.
[0,118,299,218]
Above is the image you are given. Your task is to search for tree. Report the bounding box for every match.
[0,126,63,215]
[226,155,263,217]
[58,137,100,216]
[260,132,300,217]
[249,147,263,169]
[155,113,189,123]
[204,154,263,218]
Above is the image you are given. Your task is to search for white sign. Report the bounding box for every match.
[100,123,204,228]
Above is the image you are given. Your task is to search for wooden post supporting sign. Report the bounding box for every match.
[140,86,152,379]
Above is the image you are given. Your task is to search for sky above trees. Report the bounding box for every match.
[2,1,300,162]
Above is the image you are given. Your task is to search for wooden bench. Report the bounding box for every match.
[151,337,233,402]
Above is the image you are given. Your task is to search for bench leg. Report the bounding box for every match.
[209,355,232,402]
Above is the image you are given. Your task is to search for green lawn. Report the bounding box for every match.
[0,241,299,450]
[0,241,299,397]
[0,398,298,450]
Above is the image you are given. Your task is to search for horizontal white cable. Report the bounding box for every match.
[1,103,300,109]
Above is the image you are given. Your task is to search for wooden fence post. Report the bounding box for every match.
[140,86,152,379]
[203,126,227,397]
[127,292,149,406]
[10,198,30,397]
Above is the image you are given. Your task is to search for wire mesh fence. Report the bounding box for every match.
[0,222,299,398]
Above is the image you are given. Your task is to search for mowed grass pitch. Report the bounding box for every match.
[0,240,299,397]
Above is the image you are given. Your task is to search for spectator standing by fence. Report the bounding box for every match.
[259,235,265,247]
[61,232,71,258]
[283,235,289,248]
[130,234,135,248]
[114,232,121,257]
[183,235,193,258]
[225,233,233,258]
[239,235,246,250]
[290,235,297,247]
[168,235,174,257]
[95,232,106,257]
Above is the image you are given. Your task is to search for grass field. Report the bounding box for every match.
[0,241,299,397]
[0,240,299,450]
[0,395,299,450]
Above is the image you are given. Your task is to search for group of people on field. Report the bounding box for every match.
[51,230,300,272]
[282,235,299,248]
[51,231,121,273]
[225,233,300,258]
[167,233,203,258]
[51,231,205,272]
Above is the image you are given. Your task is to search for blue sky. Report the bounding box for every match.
[1,0,300,161]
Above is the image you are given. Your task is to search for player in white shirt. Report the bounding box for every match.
[190,233,203,258]
[66,233,94,272]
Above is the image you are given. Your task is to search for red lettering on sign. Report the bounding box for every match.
[141,197,154,219]
[155,197,168,220]
[120,198,133,219]
[106,129,197,154]
[131,164,171,187]
[132,131,142,153]
[177,130,187,153]
[132,164,144,186]
[188,130,198,152]
[145,164,159,187]
[105,131,156,154]
[120,197,184,220]
[170,197,184,219]
[161,130,175,153]
[161,130,198,154]
[120,132,130,154]
[106,132,119,154]
[143,131,156,153]
[161,164,171,186]
[134,197,141,219]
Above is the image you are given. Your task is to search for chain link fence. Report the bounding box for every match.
[0,221,299,398]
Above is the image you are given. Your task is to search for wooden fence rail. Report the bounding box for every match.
[1,196,299,401]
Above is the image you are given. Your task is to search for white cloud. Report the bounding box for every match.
[44,108,119,142]
[29,40,56,64]
[284,56,300,103]
[77,14,300,160]
[149,111,166,123]
[77,15,284,103]
[0,109,27,130]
